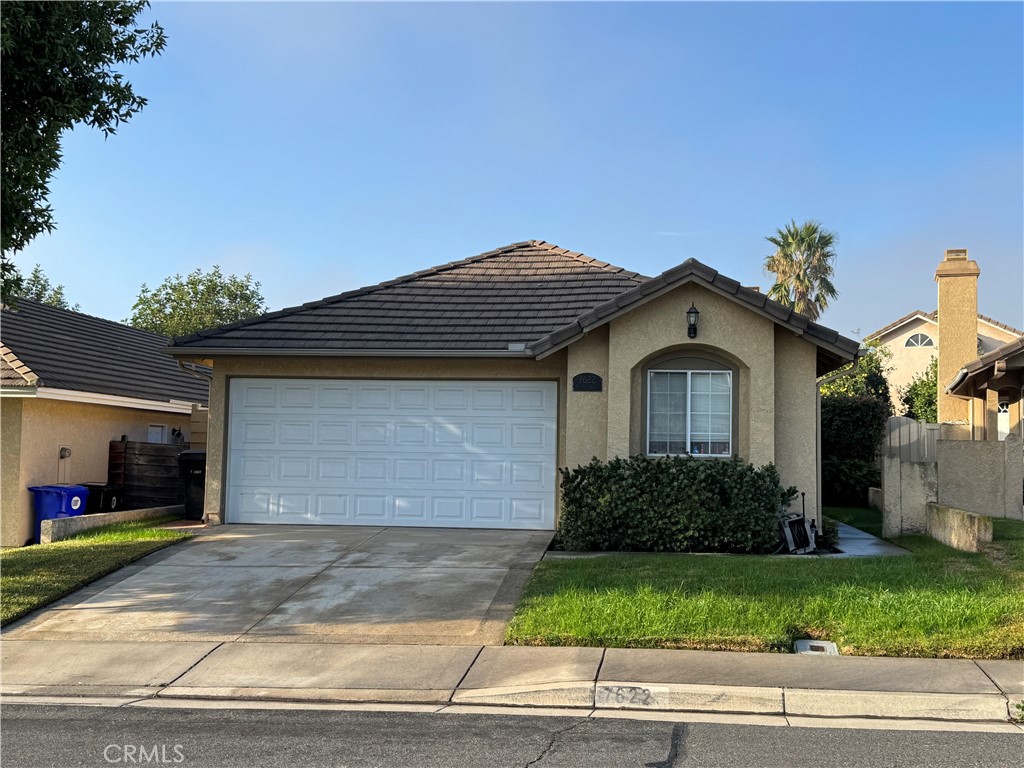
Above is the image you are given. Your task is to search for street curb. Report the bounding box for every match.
[452,681,594,708]
[596,681,783,714]
[782,689,1013,722]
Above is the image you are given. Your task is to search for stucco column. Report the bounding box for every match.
[605,328,633,459]
[935,249,980,425]
[565,327,610,467]
[985,387,1000,441]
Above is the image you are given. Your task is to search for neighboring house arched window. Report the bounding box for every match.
[646,357,733,457]
[905,333,934,348]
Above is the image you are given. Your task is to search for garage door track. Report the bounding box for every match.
[4,526,551,646]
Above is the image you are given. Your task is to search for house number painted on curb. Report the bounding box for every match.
[596,685,662,707]
[572,373,603,392]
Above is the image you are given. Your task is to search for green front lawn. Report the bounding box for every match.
[506,509,1024,658]
[0,519,191,626]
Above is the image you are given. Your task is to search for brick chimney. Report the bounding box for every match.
[935,248,980,428]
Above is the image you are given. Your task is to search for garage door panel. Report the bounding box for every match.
[227,379,556,530]
[231,454,554,491]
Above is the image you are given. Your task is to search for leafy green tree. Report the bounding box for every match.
[819,341,894,415]
[0,1,166,303]
[127,266,268,337]
[764,220,839,321]
[22,264,79,310]
[900,356,938,423]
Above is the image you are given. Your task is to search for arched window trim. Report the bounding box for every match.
[905,333,934,348]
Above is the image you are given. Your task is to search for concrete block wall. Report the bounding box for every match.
[881,456,937,538]
[936,434,1023,521]
[926,503,993,553]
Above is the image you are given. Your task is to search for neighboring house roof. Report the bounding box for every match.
[947,334,1024,396]
[1,299,209,406]
[865,310,1023,341]
[168,240,859,375]
[0,346,37,386]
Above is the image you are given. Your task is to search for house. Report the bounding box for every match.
[947,334,1024,442]
[167,241,859,532]
[865,250,1022,414]
[1,299,210,546]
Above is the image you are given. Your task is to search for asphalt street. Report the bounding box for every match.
[1,704,1019,768]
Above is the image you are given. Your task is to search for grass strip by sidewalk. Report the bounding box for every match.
[0,519,191,626]
[506,510,1024,659]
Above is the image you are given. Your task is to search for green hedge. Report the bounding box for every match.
[821,394,888,506]
[559,455,797,554]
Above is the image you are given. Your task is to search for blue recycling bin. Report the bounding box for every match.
[28,485,89,543]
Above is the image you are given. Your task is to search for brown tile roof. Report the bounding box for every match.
[866,310,1023,341]
[169,241,859,375]
[947,334,1024,395]
[529,257,860,376]
[1,299,209,405]
[171,241,646,352]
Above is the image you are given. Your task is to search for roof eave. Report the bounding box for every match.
[532,271,859,364]
[165,346,537,359]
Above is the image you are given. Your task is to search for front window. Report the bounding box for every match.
[647,370,732,457]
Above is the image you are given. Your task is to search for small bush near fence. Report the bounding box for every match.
[559,455,797,554]
[821,395,889,506]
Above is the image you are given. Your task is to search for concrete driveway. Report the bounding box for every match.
[4,526,551,646]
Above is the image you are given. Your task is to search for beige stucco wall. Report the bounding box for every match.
[1,398,24,545]
[607,283,773,465]
[773,328,819,515]
[935,254,980,424]
[877,317,940,409]
[201,355,568,525]
[1,398,192,547]
[565,326,609,469]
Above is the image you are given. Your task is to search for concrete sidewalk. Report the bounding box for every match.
[2,640,1021,726]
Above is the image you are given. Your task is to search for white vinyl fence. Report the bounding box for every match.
[883,416,939,463]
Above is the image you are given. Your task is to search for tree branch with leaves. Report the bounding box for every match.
[127,266,268,338]
[0,1,166,303]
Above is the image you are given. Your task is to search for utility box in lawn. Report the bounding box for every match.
[177,450,207,521]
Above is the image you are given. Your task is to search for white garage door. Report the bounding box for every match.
[226,378,557,530]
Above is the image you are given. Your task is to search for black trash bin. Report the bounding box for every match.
[177,450,207,521]
[81,482,121,514]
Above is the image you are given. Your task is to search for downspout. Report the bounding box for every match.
[815,345,867,527]
[177,359,213,382]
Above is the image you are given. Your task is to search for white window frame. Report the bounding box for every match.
[148,424,167,443]
[646,369,732,458]
[905,333,934,348]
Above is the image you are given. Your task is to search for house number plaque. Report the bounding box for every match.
[572,373,603,392]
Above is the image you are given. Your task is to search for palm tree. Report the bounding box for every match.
[763,220,839,321]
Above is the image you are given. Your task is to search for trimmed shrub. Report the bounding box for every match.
[558,455,797,554]
[821,394,888,461]
[817,517,840,550]
[822,457,879,507]
[820,394,887,505]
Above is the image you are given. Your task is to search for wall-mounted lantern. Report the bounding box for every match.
[686,303,700,338]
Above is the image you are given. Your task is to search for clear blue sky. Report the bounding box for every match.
[19,1,1024,338]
